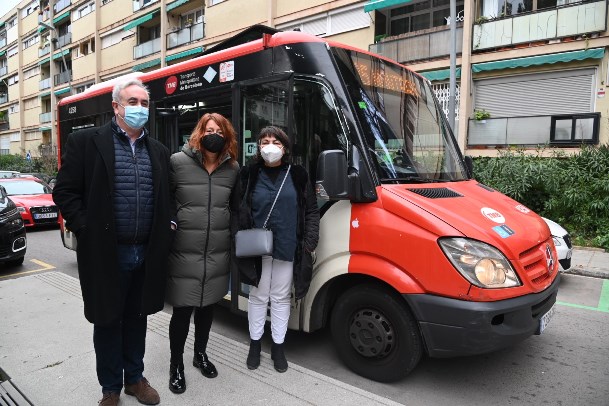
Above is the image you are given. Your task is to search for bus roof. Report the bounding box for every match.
[59,25,420,106]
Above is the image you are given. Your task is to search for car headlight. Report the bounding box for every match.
[438,238,521,288]
[17,206,26,213]
[552,236,562,247]
[9,218,23,226]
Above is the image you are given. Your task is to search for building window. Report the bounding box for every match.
[74,1,95,20]
[7,75,19,86]
[388,0,464,36]
[550,113,600,145]
[77,39,95,57]
[101,29,133,49]
[278,5,370,37]
[481,0,579,17]
[76,82,94,93]
[25,131,42,141]
[101,0,113,5]
[23,35,40,49]
[7,17,17,29]
[24,65,41,80]
[21,1,40,17]
[210,0,226,5]
[8,104,19,114]
[24,97,40,110]
[181,10,203,28]
[7,46,18,58]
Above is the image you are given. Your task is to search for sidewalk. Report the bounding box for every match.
[0,272,401,406]
[1,247,607,406]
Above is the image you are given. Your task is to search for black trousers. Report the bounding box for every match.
[169,305,214,365]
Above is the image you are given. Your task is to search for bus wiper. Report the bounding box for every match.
[380,177,449,183]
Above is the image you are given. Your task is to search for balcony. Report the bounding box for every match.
[39,44,51,57]
[473,0,607,50]
[467,113,600,147]
[40,112,52,123]
[54,0,71,13]
[0,121,9,131]
[369,26,463,64]
[40,77,51,90]
[0,38,5,48]
[0,94,7,104]
[0,66,7,77]
[167,22,204,49]
[134,37,161,59]
[54,70,71,86]
[56,32,72,48]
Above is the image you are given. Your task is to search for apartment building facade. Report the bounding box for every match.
[0,0,607,158]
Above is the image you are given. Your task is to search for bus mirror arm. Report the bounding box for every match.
[464,155,474,179]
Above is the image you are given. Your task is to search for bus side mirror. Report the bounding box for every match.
[316,150,349,200]
[0,185,6,197]
[464,155,474,178]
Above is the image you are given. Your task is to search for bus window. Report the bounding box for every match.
[240,81,289,164]
[292,78,349,182]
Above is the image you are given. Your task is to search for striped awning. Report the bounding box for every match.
[53,11,70,25]
[38,57,51,66]
[167,0,190,12]
[52,49,70,60]
[124,11,158,31]
[472,48,605,73]
[419,67,461,82]
[133,58,161,71]
[55,87,71,96]
[166,46,202,62]
[364,0,412,12]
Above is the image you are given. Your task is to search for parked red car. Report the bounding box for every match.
[0,178,59,228]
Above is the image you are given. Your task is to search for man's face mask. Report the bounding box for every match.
[119,104,149,129]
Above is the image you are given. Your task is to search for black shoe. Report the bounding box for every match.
[193,352,218,378]
[246,339,261,370]
[271,342,288,373]
[169,363,186,394]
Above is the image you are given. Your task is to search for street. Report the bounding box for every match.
[1,228,608,405]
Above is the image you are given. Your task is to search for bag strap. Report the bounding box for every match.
[263,164,291,229]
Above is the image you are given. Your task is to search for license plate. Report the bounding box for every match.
[34,212,58,219]
[538,304,556,334]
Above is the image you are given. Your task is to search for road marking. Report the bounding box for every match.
[0,259,56,279]
[557,279,609,313]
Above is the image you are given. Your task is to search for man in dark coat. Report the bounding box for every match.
[52,78,174,406]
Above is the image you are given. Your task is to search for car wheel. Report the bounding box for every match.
[330,284,422,382]
[7,257,24,267]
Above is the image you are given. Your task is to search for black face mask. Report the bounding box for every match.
[201,133,225,153]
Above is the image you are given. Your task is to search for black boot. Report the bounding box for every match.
[193,352,218,378]
[169,363,186,394]
[271,342,288,373]
[246,339,261,370]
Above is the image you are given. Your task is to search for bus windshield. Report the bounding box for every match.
[333,48,468,184]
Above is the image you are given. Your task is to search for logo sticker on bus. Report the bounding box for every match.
[165,76,178,95]
[515,204,531,214]
[220,61,235,82]
[493,224,515,238]
[481,207,505,223]
[203,67,217,83]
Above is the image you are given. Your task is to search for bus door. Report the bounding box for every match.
[152,102,181,154]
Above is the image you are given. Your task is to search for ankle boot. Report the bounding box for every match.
[246,339,261,370]
[193,352,218,378]
[271,342,288,373]
[168,363,186,394]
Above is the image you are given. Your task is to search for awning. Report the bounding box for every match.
[166,46,202,62]
[38,57,51,66]
[472,48,605,73]
[364,0,412,12]
[133,58,161,71]
[39,126,52,131]
[167,0,190,12]
[419,67,461,82]
[53,49,70,60]
[124,10,158,31]
[38,26,46,33]
[55,87,71,96]
[39,91,51,98]
[53,11,70,25]
[0,50,5,57]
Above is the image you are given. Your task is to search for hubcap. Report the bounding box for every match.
[348,309,394,358]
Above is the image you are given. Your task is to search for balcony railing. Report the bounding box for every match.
[473,0,607,50]
[54,70,71,86]
[0,94,7,104]
[40,112,52,123]
[56,32,72,48]
[0,38,5,48]
[134,37,161,59]
[369,26,463,64]
[0,121,9,131]
[40,77,51,90]
[39,44,50,57]
[0,66,7,77]
[467,113,600,147]
[54,0,71,13]
[167,22,204,49]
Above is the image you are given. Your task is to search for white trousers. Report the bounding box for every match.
[248,255,293,344]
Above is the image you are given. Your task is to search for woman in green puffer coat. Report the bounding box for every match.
[165,113,239,394]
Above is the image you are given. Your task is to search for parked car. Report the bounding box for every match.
[0,178,59,228]
[20,172,53,184]
[0,185,27,266]
[0,171,20,179]
[542,217,572,271]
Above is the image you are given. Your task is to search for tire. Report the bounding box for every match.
[330,284,422,382]
[7,257,24,267]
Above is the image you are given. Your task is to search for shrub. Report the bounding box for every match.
[472,145,609,250]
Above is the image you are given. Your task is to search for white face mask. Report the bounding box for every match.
[260,144,283,164]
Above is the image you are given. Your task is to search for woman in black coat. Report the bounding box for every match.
[236,126,319,373]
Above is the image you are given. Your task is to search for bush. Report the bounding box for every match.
[0,153,57,179]
[472,146,609,250]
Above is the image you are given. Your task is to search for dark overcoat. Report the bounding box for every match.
[52,122,174,325]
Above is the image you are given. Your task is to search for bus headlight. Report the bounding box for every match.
[439,238,521,288]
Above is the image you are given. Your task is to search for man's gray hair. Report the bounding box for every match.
[111,78,149,103]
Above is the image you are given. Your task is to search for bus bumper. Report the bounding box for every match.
[404,274,560,358]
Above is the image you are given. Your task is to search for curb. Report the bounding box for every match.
[562,268,609,280]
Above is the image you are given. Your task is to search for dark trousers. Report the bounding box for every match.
[93,244,147,394]
[169,305,214,365]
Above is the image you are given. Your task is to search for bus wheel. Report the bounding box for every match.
[330,284,422,382]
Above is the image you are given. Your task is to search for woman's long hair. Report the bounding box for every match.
[188,113,238,162]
